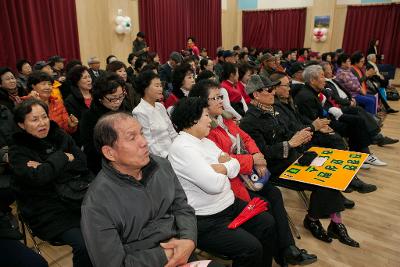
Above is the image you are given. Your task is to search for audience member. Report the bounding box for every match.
[220,62,248,119]
[81,112,198,267]
[132,71,177,157]
[164,63,195,110]
[187,36,200,57]
[9,99,93,267]
[16,59,32,91]
[259,53,277,80]
[159,51,183,94]
[80,73,131,175]
[132,31,149,60]
[0,67,27,110]
[106,55,117,65]
[169,97,278,267]
[87,57,106,83]
[48,55,66,82]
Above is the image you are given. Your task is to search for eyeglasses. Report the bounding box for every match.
[103,91,127,103]
[208,95,224,101]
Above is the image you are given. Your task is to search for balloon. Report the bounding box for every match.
[115,25,125,34]
[124,26,131,33]
[124,16,131,23]
[313,35,320,42]
[320,35,327,42]
[320,28,328,34]
[115,15,124,25]
[313,28,320,35]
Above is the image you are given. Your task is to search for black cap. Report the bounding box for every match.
[223,50,234,58]
[288,62,305,77]
[33,61,51,70]
[48,55,65,63]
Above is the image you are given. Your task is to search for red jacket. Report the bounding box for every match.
[48,97,77,134]
[163,93,178,110]
[207,118,260,201]
[220,80,243,103]
[237,81,251,104]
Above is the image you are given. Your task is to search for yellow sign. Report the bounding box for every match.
[279,147,368,191]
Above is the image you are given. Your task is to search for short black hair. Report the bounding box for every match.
[106,55,117,65]
[27,71,52,91]
[127,53,136,64]
[299,48,308,56]
[321,52,330,61]
[238,63,253,80]
[270,71,287,82]
[137,31,145,38]
[106,60,127,73]
[134,57,147,72]
[65,59,82,73]
[195,70,216,83]
[14,98,49,124]
[337,53,350,66]
[189,79,219,100]
[350,51,364,65]
[67,65,89,87]
[233,45,241,51]
[0,67,13,80]
[92,73,125,103]
[93,112,133,155]
[170,97,208,132]
[187,36,196,42]
[140,63,157,73]
[221,63,237,81]
[199,58,209,71]
[135,70,160,97]
[16,59,31,73]
[172,63,193,99]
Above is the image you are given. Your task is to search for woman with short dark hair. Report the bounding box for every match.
[9,99,93,267]
[132,71,177,157]
[107,61,140,109]
[80,73,131,174]
[164,63,195,110]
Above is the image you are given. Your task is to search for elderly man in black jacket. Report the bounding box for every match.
[240,75,360,248]
[81,112,198,267]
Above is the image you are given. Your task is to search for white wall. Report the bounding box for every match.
[257,0,313,9]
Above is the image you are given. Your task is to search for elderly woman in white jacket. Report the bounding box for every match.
[168,97,279,267]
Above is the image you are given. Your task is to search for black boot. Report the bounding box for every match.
[327,222,360,247]
[349,176,377,193]
[303,216,332,243]
[282,245,318,266]
[342,193,355,209]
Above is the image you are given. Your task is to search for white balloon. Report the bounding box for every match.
[115,25,125,34]
[313,35,320,42]
[320,35,327,42]
[124,26,131,33]
[124,16,131,23]
[312,28,320,35]
[115,15,124,25]
[320,28,328,34]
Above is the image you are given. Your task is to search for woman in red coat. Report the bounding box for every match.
[189,79,317,266]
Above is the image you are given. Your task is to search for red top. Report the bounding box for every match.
[220,80,243,103]
[207,118,261,202]
[163,93,179,110]
[237,81,251,104]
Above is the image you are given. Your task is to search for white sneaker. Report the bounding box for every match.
[360,163,371,169]
[365,154,387,166]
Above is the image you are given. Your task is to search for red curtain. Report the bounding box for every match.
[0,0,81,71]
[138,0,221,62]
[242,8,306,51]
[342,4,400,67]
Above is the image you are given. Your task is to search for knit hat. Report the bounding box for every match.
[260,53,275,63]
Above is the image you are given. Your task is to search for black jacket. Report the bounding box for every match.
[9,122,90,240]
[322,79,353,107]
[88,69,106,84]
[132,38,148,59]
[0,87,27,111]
[240,104,301,176]
[81,157,197,267]
[293,83,326,124]
[80,100,131,175]
[64,86,90,120]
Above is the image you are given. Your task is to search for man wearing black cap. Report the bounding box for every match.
[214,50,225,82]
[132,31,149,60]
[259,53,277,80]
[288,62,305,97]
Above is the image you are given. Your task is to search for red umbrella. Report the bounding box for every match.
[228,197,268,229]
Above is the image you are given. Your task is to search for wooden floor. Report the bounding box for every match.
[23,101,400,267]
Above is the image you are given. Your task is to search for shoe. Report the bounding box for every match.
[303,216,332,243]
[386,108,399,114]
[0,213,23,240]
[283,245,318,266]
[377,136,399,147]
[349,176,377,193]
[342,194,355,209]
[327,222,360,247]
[360,163,371,170]
[365,154,387,166]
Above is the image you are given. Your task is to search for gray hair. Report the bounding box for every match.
[303,65,323,83]
[93,112,135,155]
[367,54,376,61]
